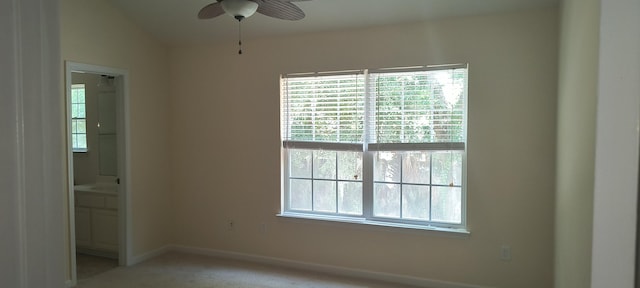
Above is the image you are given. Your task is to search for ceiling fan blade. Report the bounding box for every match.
[257,1,305,21]
[198,2,225,19]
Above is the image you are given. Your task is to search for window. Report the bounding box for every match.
[71,84,88,152]
[281,64,468,230]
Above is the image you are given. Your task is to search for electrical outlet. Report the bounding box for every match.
[500,245,512,261]
[260,223,267,234]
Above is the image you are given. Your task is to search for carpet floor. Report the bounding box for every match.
[74,252,420,288]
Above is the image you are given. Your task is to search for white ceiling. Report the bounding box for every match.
[109,0,558,46]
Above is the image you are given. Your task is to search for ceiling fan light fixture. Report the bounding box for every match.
[221,0,259,19]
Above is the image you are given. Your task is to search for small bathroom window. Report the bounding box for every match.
[71,84,88,152]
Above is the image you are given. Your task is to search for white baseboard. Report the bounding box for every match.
[129,245,172,265]
[168,245,492,288]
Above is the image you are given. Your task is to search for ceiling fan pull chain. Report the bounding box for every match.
[237,17,243,55]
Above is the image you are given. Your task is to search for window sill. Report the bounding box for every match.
[277,212,470,238]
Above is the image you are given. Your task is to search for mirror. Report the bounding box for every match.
[71,72,117,180]
[97,75,117,176]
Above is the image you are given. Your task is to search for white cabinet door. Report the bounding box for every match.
[91,209,118,252]
[75,207,92,247]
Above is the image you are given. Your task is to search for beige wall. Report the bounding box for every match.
[554,0,599,287]
[61,0,173,261]
[169,8,558,287]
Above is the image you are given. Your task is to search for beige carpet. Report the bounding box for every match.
[75,252,419,288]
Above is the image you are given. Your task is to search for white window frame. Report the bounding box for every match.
[280,64,468,232]
[71,83,88,152]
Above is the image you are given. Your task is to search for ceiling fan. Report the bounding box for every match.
[198,0,309,54]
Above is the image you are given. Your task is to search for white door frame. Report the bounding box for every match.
[591,0,640,287]
[65,62,132,285]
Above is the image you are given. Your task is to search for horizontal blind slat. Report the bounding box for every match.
[283,141,363,151]
[368,142,465,151]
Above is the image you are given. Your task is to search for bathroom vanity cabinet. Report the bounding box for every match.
[74,189,118,256]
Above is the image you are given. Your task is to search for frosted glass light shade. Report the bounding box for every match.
[221,0,259,18]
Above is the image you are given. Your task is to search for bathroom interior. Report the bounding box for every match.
[71,72,120,279]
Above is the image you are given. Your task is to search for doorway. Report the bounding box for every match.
[65,62,131,285]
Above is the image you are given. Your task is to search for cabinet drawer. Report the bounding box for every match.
[76,194,105,208]
[105,196,118,210]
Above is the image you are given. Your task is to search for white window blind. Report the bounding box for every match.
[281,72,365,150]
[368,66,467,151]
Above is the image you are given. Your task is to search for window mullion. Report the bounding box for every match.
[362,69,373,219]
[429,152,433,222]
[335,152,339,214]
[399,153,404,219]
[311,150,315,211]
